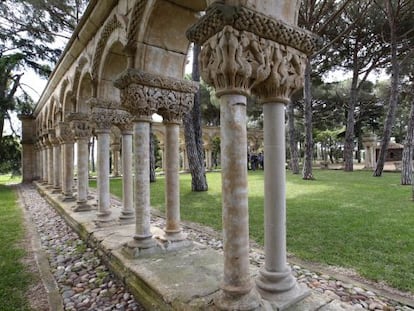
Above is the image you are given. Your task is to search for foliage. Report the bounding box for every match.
[0,135,21,174]
[0,0,88,141]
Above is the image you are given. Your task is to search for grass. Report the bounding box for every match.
[0,174,34,311]
[91,170,414,293]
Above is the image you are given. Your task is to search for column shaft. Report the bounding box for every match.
[164,123,184,239]
[62,143,75,200]
[120,132,134,220]
[75,138,90,210]
[264,103,287,271]
[133,121,152,241]
[42,148,48,183]
[96,131,111,218]
[220,94,252,296]
[53,145,61,190]
[47,146,54,185]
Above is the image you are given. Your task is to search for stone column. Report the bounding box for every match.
[46,132,54,187]
[158,87,195,244]
[362,134,377,169]
[90,99,117,225]
[39,139,47,184]
[114,70,198,255]
[96,128,111,220]
[50,132,61,193]
[111,143,121,177]
[205,144,212,170]
[18,115,35,183]
[68,113,93,212]
[118,122,135,224]
[187,3,318,309]
[250,45,309,308]
[56,121,76,201]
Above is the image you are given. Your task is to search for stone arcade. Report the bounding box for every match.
[19,1,318,310]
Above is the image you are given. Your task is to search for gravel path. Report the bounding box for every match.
[19,183,414,311]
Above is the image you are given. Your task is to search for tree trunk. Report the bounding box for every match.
[149,124,156,183]
[374,1,399,177]
[183,44,208,191]
[287,101,299,174]
[401,99,414,185]
[302,57,314,180]
[344,71,358,172]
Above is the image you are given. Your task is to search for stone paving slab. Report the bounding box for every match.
[34,182,379,310]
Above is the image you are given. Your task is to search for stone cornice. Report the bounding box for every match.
[186,3,319,55]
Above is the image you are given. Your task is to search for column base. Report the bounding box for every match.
[119,211,135,225]
[51,187,61,194]
[122,236,161,258]
[156,230,192,252]
[162,229,187,242]
[214,284,261,311]
[72,202,92,212]
[256,268,310,310]
[94,211,116,227]
[58,194,76,202]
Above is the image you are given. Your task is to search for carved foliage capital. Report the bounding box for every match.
[114,69,199,120]
[66,112,92,140]
[158,90,194,123]
[89,98,119,131]
[48,129,58,146]
[200,26,306,101]
[252,45,307,103]
[55,122,75,144]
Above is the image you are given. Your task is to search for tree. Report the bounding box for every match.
[0,0,88,145]
[287,101,300,174]
[400,59,414,185]
[299,0,355,180]
[374,0,414,176]
[183,44,208,191]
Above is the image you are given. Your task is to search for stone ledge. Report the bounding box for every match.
[34,181,363,311]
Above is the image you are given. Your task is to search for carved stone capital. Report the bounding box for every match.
[198,26,270,96]
[186,3,319,55]
[43,133,52,147]
[56,122,75,144]
[252,44,307,103]
[89,98,134,132]
[158,90,194,123]
[48,129,59,146]
[114,69,198,120]
[118,122,134,134]
[66,112,92,140]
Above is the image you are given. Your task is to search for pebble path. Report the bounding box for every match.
[19,183,414,311]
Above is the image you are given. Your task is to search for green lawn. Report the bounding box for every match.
[92,170,414,293]
[0,175,35,311]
